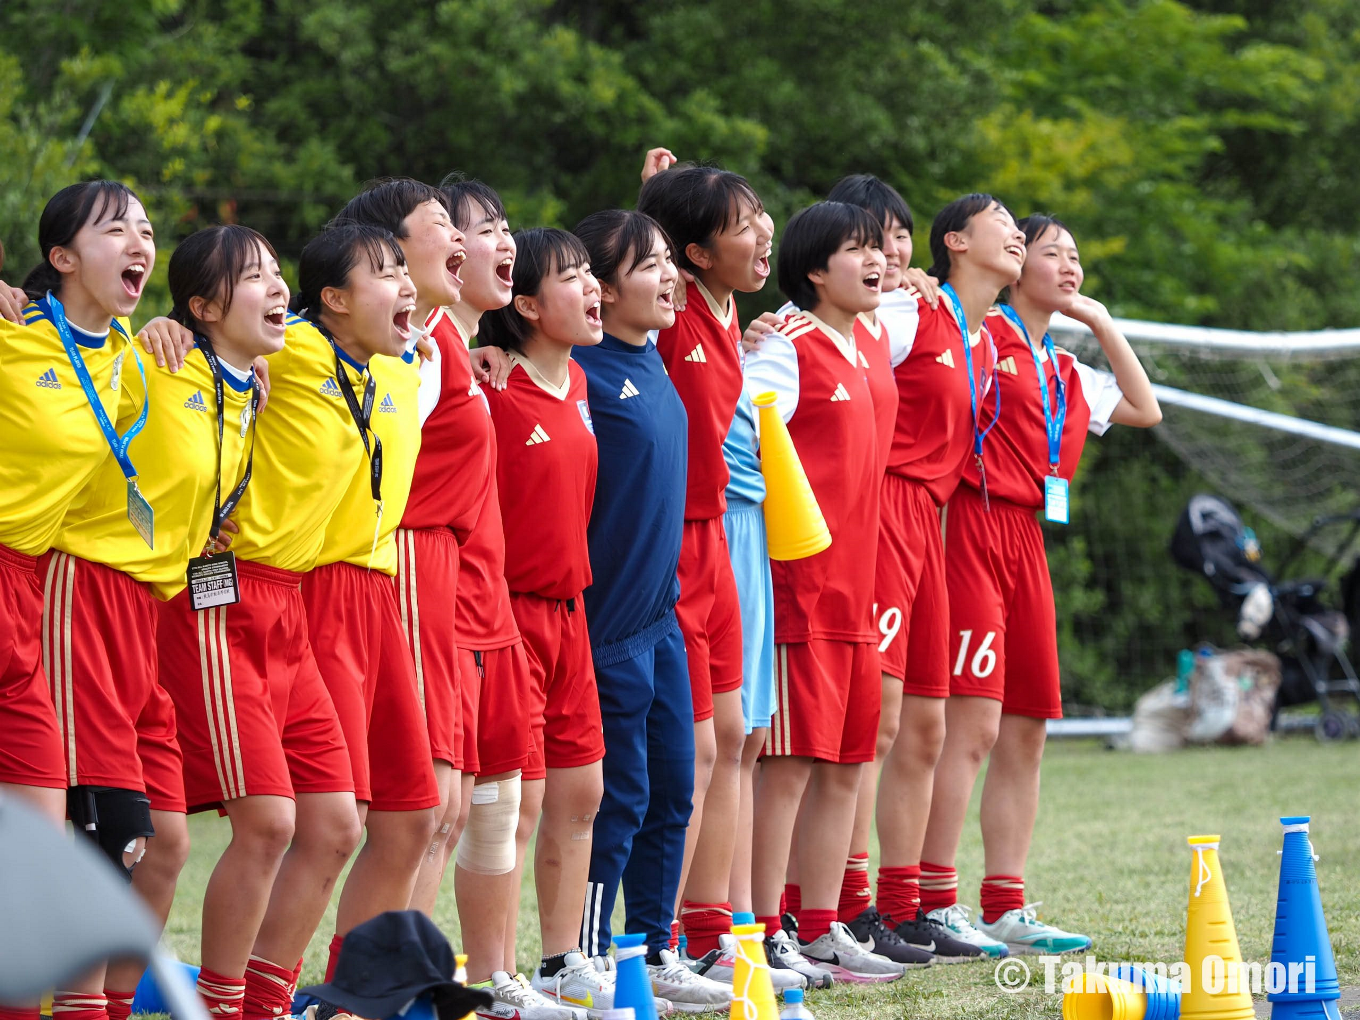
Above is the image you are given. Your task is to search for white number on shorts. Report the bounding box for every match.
[876,604,903,654]
[953,629,998,679]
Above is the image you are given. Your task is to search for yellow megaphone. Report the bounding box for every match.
[753,391,831,561]
[1181,836,1255,1020]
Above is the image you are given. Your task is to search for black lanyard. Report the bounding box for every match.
[195,337,260,543]
[314,324,383,503]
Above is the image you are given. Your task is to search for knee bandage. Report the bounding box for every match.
[456,776,520,875]
[68,786,155,881]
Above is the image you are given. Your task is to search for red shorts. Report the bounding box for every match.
[39,552,185,811]
[874,475,950,697]
[0,545,64,789]
[302,563,440,811]
[945,486,1062,718]
[395,528,462,769]
[461,642,534,777]
[675,517,744,722]
[510,592,605,781]
[158,560,353,811]
[764,640,881,763]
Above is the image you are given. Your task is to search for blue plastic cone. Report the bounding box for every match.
[612,933,659,1020]
[132,961,200,1016]
[1270,817,1341,1020]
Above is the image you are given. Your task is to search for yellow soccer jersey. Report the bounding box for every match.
[229,315,368,573]
[317,351,422,575]
[56,345,254,599]
[0,299,138,556]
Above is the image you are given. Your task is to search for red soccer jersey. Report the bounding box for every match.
[485,354,598,600]
[654,280,744,521]
[854,311,900,480]
[958,310,1122,508]
[745,312,880,643]
[402,308,494,532]
[886,295,997,506]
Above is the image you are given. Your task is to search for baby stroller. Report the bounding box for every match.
[1170,493,1360,742]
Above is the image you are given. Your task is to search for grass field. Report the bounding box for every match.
[159,737,1360,1020]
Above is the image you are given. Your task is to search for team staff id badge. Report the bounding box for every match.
[127,480,155,548]
[187,551,241,610]
[1045,475,1070,525]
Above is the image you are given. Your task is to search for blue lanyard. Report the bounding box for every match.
[44,291,148,480]
[998,303,1066,473]
[940,283,1000,459]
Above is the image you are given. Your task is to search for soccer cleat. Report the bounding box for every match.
[920,905,1008,959]
[531,953,615,1016]
[844,907,934,968]
[476,971,585,1019]
[717,932,804,993]
[891,908,986,964]
[646,949,733,1013]
[766,930,833,990]
[797,921,905,984]
[974,903,1092,956]
[682,942,738,984]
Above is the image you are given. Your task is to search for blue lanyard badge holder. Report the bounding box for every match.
[47,293,153,546]
[999,304,1069,524]
[941,284,1000,510]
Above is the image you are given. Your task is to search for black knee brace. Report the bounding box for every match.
[68,786,155,881]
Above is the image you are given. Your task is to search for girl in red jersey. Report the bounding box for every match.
[920,214,1159,956]
[636,162,775,972]
[477,229,612,1013]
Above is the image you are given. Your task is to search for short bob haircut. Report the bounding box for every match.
[827,174,914,235]
[23,180,143,300]
[572,209,673,287]
[168,225,280,334]
[777,201,883,313]
[477,228,590,354]
[926,193,1014,283]
[289,222,407,319]
[334,178,449,238]
[637,164,762,274]
[440,174,508,233]
[1016,212,1073,249]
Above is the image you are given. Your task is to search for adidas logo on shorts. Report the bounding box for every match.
[684,343,707,363]
[378,393,397,413]
[184,390,209,411]
[35,367,61,390]
[935,349,956,369]
[830,383,851,401]
[320,377,343,397]
[526,423,550,445]
[619,378,640,399]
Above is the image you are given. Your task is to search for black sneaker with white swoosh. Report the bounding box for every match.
[846,907,935,968]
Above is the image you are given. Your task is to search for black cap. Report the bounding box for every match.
[297,911,491,1020]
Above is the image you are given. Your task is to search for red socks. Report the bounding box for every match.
[981,874,1025,924]
[104,989,135,1020]
[679,901,732,958]
[875,865,922,927]
[0,1009,41,1020]
[782,883,801,917]
[324,933,346,982]
[918,861,958,916]
[243,955,297,1020]
[796,908,837,944]
[196,968,247,1019]
[838,853,871,923]
[755,915,781,938]
[51,993,107,1020]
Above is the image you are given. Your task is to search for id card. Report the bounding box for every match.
[187,551,241,611]
[127,480,155,548]
[1044,475,1070,525]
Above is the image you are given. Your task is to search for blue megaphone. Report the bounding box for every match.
[611,933,658,1020]
[1269,817,1340,1020]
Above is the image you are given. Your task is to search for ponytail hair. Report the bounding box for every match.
[290,222,406,320]
[926,193,1008,283]
[168,225,278,334]
[572,209,672,287]
[478,228,589,353]
[22,180,141,300]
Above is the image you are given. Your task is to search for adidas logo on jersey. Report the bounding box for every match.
[525,423,550,445]
[619,378,640,399]
[935,350,956,369]
[35,367,61,390]
[830,383,851,401]
[684,343,707,363]
[378,393,397,413]
[320,377,343,397]
[183,390,209,412]
[997,356,1019,375]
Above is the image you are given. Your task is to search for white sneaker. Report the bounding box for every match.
[926,904,1010,959]
[974,902,1092,955]
[591,955,674,1016]
[476,972,585,1019]
[682,942,737,984]
[647,949,733,1013]
[531,953,614,1017]
[714,933,804,993]
[766,930,833,989]
[797,921,905,984]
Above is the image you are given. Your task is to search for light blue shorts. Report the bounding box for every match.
[723,497,776,733]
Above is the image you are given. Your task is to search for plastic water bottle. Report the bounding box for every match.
[1175,648,1194,694]
[780,988,815,1019]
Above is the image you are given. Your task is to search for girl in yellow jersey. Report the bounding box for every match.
[0,182,151,850]
[42,224,284,1020]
